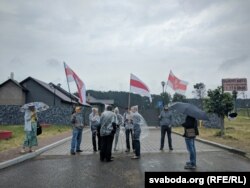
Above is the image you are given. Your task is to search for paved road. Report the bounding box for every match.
[0,128,250,188]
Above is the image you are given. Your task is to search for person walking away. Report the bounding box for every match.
[21,105,38,153]
[130,105,143,159]
[159,105,173,151]
[182,115,199,169]
[89,108,101,152]
[123,108,134,152]
[70,106,84,155]
[100,105,117,162]
[113,107,124,151]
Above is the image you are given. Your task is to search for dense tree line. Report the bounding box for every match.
[87,90,164,110]
[86,90,250,110]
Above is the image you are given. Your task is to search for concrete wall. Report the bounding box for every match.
[0,105,90,125]
[0,82,25,105]
[0,105,220,128]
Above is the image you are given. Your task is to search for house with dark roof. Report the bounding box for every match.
[86,93,114,106]
[20,77,79,107]
[86,93,114,112]
[0,79,27,105]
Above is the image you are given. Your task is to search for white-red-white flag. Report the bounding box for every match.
[167,70,188,95]
[64,62,87,105]
[130,74,152,102]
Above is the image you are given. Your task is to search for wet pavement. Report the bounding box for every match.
[0,128,250,188]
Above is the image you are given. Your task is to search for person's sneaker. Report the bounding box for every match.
[125,149,130,152]
[70,152,76,155]
[184,164,196,169]
[106,159,114,162]
[20,149,26,154]
[159,148,163,150]
[131,156,140,159]
[169,148,173,151]
[76,150,83,152]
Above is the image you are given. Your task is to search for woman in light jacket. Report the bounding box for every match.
[89,108,101,152]
[113,107,124,151]
[21,106,38,153]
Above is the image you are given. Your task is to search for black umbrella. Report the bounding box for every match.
[169,102,209,120]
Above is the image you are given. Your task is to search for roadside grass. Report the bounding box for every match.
[0,125,71,152]
[173,116,250,155]
[237,108,250,117]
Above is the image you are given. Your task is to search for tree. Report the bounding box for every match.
[172,93,186,102]
[192,83,206,109]
[160,92,171,106]
[204,86,234,136]
[232,90,238,112]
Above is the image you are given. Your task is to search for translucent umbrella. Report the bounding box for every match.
[20,102,49,112]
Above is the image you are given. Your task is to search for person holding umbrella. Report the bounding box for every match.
[182,115,199,170]
[21,105,38,153]
[168,102,209,170]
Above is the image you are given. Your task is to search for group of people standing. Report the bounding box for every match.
[70,105,144,162]
[21,103,199,170]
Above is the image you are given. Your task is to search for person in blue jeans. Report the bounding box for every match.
[70,106,84,155]
[182,115,199,169]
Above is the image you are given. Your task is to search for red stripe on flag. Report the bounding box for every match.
[64,62,86,104]
[168,73,187,90]
[130,79,149,92]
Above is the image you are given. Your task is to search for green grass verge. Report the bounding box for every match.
[173,116,250,155]
[0,125,71,152]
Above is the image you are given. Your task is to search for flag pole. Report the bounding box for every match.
[166,70,171,104]
[63,62,73,108]
[128,74,131,110]
[128,92,131,110]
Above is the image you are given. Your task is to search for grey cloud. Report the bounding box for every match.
[9,56,24,65]
[0,0,250,98]
[178,0,218,14]
[219,55,249,71]
[46,58,61,67]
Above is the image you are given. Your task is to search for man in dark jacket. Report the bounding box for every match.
[100,105,117,162]
[159,105,173,151]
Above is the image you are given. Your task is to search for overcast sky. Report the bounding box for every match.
[0,0,249,98]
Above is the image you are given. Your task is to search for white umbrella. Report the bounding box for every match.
[20,102,49,112]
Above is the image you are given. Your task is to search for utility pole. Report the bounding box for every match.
[161,81,165,107]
